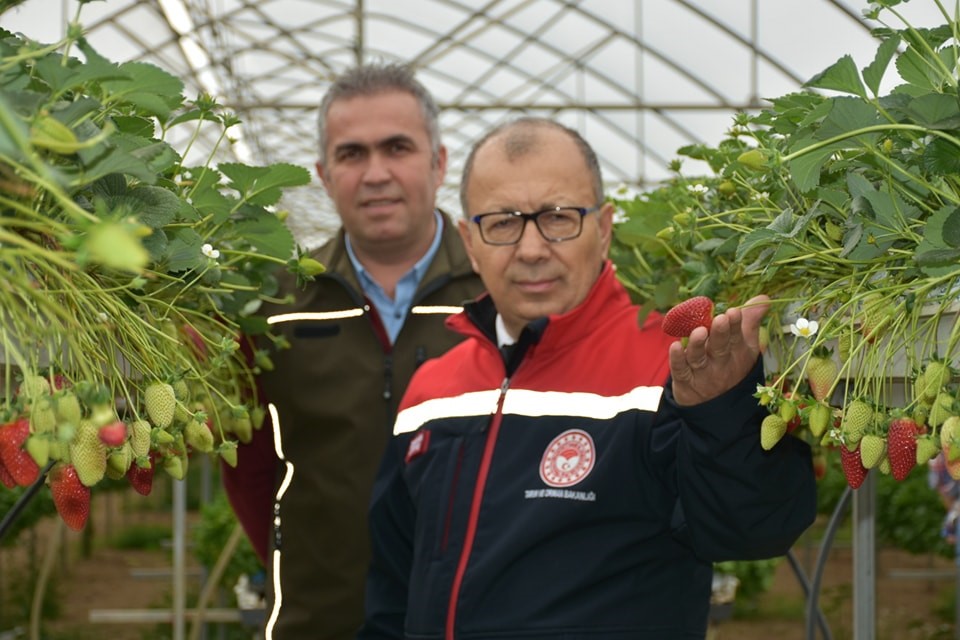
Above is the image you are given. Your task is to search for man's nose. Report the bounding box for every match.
[362,153,391,183]
[514,217,550,260]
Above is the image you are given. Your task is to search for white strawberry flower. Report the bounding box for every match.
[790,317,818,339]
[201,243,221,260]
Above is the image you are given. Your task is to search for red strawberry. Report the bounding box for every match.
[127,457,155,496]
[662,296,714,337]
[840,444,868,489]
[0,418,40,486]
[49,464,91,531]
[0,457,16,488]
[98,421,127,447]
[887,416,920,481]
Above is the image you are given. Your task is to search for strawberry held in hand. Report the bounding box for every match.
[662,296,714,337]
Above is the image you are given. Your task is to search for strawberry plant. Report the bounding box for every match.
[0,7,316,530]
[611,0,960,486]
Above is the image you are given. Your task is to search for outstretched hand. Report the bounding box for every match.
[669,295,770,407]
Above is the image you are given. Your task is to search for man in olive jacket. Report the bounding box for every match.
[221,63,484,640]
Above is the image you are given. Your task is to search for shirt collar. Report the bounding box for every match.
[345,209,443,289]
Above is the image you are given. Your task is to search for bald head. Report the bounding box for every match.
[459,118,604,216]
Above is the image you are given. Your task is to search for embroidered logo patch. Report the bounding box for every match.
[405,430,430,463]
[539,429,595,487]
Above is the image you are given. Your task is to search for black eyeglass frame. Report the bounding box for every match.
[469,205,600,246]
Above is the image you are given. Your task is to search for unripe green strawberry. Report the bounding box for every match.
[921,360,952,402]
[185,418,214,453]
[807,352,838,402]
[232,415,253,444]
[837,331,852,363]
[19,375,50,398]
[130,420,151,458]
[941,416,960,459]
[162,454,185,480]
[737,148,768,170]
[25,434,50,467]
[144,383,176,429]
[153,427,175,445]
[172,379,190,402]
[760,414,788,450]
[48,439,69,464]
[70,420,107,487]
[928,392,954,428]
[758,326,769,354]
[106,442,133,480]
[29,397,57,434]
[916,435,939,465]
[859,434,886,469]
[840,400,873,449]
[860,294,892,343]
[219,441,238,468]
[808,402,832,438]
[878,456,891,475]
[55,392,82,428]
[251,406,266,431]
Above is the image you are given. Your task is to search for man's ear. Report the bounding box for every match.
[315,161,329,190]
[597,201,615,256]
[434,145,448,188]
[457,217,481,273]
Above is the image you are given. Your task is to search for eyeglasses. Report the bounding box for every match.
[470,206,599,245]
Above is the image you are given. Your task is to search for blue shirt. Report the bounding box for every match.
[345,210,444,344]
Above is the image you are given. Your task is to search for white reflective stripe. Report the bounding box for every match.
[395,390,501,434]
[266,309,364,324]
[265,403,294,640]
[264,548,283,640]
[411,305,463,315]
[393,385,664,435]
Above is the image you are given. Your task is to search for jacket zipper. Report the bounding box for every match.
[445,376,510,640]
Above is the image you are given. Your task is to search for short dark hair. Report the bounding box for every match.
[317,63,441,168]
[459,117,604,216]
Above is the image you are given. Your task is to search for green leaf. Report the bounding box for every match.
[78,144,157,184]
[905,93,960,129]
[817,97,881,140]
[940,206,960,248]
[804,54,867,98]
[122,186,181,228]
[786,139,840,192]
[102,62,184,120]
[218,162,312,206]
[923,139,960,175]
[167,108,222,128]
[141,228,169,262]
[862,36,900,96]
[230,214,295,261]
[735,228,778,262]
[895,45,943,91]
[166,228,205,272]
[183,166,232,223]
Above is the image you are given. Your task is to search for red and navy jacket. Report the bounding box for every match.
[359,262,816,640]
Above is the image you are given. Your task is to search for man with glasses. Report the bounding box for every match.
[358,117,816,639]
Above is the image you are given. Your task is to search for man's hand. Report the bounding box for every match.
[668,295,770,406]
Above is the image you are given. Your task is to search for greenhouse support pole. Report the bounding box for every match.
[853,473,876,640]
[174,476,187,640]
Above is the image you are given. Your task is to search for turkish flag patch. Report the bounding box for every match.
[405,430,430,463]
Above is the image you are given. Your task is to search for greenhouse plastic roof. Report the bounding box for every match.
[1,0,948,246]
